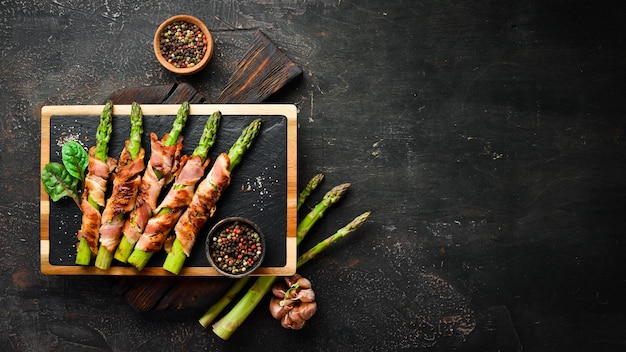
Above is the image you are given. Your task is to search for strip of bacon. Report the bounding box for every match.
[134,154,209,253]
[76,146,117,254]
[174,152,231,257]
[121,132,183,245]
[98,142,145,252]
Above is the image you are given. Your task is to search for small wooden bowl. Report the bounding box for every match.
[206,217,266,278]
[153,14,214,75]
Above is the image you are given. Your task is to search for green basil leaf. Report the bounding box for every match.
[41,162,79,203]
[61,141,88,182]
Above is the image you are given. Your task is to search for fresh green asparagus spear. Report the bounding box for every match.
[198,276,252,328]
[297,211,371,267]
[126,111,222,271]
[226,118,262,172]
[162,118,262,275]
[297,173,324,211]
[115,102,190,263]
[126,103,143,159]
[297,183,350,245]
[75,101,113,265]
[211,211,371,340]
[192,110,221,162]
[94,101,113,162]
[164,101,190,146]
[198,173,329,327]
[94,102,144,270]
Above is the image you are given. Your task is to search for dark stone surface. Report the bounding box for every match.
[46,111,289,268]
[1,0,626,351]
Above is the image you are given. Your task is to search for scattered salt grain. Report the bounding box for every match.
[242,166,280,212]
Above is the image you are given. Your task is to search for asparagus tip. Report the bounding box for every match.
[308,173,324,187]
[350,211,371,227]
[296,173,325,211]
[327,183,350,202]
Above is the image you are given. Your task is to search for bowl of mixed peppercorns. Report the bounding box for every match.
[206,217,266,278]
[153,14,214,75]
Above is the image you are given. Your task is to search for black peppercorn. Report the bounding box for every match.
[208,220,264,276]
[158,20,207,69]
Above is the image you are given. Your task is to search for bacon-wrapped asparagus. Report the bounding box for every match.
[114,102,189,263]
[163,118,262,275]
[127,111,222,271]
[94,102,145,270]
[75,101,116,265]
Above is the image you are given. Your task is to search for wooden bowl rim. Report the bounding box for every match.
[153,14,214,75]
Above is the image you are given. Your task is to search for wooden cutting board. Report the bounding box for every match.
[41,103,298,276]
[113,31,302,316]
[47,30,302,316]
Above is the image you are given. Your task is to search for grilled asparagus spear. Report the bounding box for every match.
[94,102,145,270]
[162,118,262,275]
[126,111,222,270]
[75,101,114,265]
[115,102,190,263]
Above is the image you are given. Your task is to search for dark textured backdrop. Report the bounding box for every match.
[1,1,625,351]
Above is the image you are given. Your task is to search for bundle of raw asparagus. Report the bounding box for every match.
[199,173,371,340]
[48,101,262,272]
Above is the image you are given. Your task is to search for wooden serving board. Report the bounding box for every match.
[42,31,302,314]
[40,103,298,277]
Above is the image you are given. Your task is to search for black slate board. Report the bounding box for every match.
[42,104,297,275]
